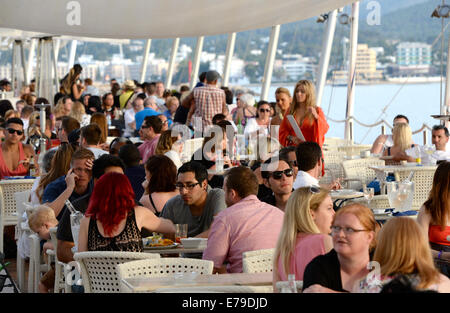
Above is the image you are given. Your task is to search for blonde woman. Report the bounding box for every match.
[273,187,334,289]
[154,130,183,169]
[279,80,329,148]
[271,87,292,126]
[355,217,450,293]
[69,101,91,127]
[382,122,416,160]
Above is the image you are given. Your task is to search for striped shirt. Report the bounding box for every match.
[193,85,226,127]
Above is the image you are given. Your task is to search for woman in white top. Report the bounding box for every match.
[154,130,183,169]
[244,100,272,138]
[69,101,91,127]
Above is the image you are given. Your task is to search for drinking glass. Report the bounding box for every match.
[363,186,374,208]
[175,224,188,244]
[386,181,414,212]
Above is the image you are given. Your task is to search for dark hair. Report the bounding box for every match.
[21,105,35,118]
[279,146,296,160]
[393,114,409,124]
[109,137,133,155]
[80,124,102,145]
[255,100,270,118]
[295,141,322,171]
[224,166,259,198]
[380,275,438,293]
[118,144,141,167]
[221,86,233,105]
[180,85,190,93]
[5,117,24,127]
[136,92,147,100]
[42,149,57,173]
[34,97,50,105]
[212,113,226,125]
[260,156,292,179]
[144,115,163,134]
[61,116,80,135]
[92,154,125,179]
[178,161,208,184]
[145,155,177,193]
[87,95,102,114]
[0,100,13,117]
[432,124,449,137]
[199,72,207,83]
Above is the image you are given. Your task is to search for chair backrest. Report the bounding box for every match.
[394,167,436,210]
[338,144,373,157]
[117,257,214,280]
[342,158,385,187]
[242,248,275,273]
[323,137,352,150]
[73,251,161,293]
[320,151,347,185]
[0,179,35,226]
[14,190,31,222]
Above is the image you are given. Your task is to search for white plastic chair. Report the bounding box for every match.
[73,251,161,293]
[242,248,275,274]
[13,190,31,292]
[27,233,52,293]
[117,258,214,293]
[0,179,35,253]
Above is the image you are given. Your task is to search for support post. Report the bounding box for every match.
[316,9,338,107]
[68,40,78,71]
[444,30,450,128]
[222,32,236,87]
[261,25,280,101]
[344,2,359,141]
[26,38,36,85]
[20,41,28,86]
[140,39,152,83]
[190,36,204,90]
[165,38,179,90]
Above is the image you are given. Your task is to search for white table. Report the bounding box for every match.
[143,244,206,255]
[121,272,273,293]
[330,189,364,208]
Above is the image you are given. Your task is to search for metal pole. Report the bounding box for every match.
[444,31,450,128]
[261,25,280,101]
[190,36,204,90]
[344,2,359,141]
[11,41,16,96]
[223,32,236,87]
[165,37,179,90]
[68,40,77,71]
[316,10,338,107]
[35,39,41,96]
[140,39,152,83]
[27,38,36,85]
[51,38,59,98]
[19,40,28,86]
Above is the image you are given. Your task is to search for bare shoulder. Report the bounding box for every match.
[437,274,450,292]
[22,143,35,154]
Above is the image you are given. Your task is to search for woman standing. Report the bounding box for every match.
[273,187,334,287]
[417,161,450,275]
[279,80,329,148]
[302,203,378,293]
[60,64,84,101]
[271,87,292,126]
[244,100,272,138]
[77,172,175,252]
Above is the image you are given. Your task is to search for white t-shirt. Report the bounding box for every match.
[244,118,271,137]
[123,108,136,137]
[87,147,109,159]
[293,170,320,189]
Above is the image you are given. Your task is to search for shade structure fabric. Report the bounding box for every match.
[0,0,356,40]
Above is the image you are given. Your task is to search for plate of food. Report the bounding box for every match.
[143,237,178,249]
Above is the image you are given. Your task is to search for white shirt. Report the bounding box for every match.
[244,118,271,137]
[405,145,450,164]
[87,147,109,159]
[123,108,136,137]
[293,170,320,189]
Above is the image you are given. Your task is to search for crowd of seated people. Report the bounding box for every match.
[2,68,450,295]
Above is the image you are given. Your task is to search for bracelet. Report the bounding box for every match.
[438,250,443,259]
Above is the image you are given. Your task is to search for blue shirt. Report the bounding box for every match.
[42,175,94,220]
[124,165,146,202]
[163,110,174,128]
[135,108,159,130]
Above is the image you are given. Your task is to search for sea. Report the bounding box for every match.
[245,82,446,146]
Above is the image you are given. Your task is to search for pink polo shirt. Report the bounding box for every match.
[138,134,160,163]
[202,195,284,273]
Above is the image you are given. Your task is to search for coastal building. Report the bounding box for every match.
[396,42,431,76]
[279,54,316,81]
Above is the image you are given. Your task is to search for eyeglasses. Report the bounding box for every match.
[331,226,367,235]
[270,168,294,180]
[259,109,271,113]
[175,182,201,190]
[7,128,24,136]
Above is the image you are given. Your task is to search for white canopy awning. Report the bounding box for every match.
[0,0,356,39]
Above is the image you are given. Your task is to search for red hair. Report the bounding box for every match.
[86,172,135,236]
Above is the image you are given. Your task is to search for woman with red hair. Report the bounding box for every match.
[77,172,175,252]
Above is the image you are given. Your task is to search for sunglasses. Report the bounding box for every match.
[270,168,294,180]
[7,128,24,136]
[259,109,271,113]
[309,186,320,194]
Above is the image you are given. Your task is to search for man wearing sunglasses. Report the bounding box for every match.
[260,156,294,211]
[0,117,37,179]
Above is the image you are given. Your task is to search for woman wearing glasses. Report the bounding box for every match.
[244,100,272,139]
[302,203,378,293]
[278,80,329,149]
[273,187,334,289]
[0,117,37,179]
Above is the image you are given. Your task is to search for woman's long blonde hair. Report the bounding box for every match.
[392,122,413,152]
[61,64,82,95]
[273,187,330,279]
[289,80,316,122]
[69,101,86,123]
[155,130,179,155]
[89,113,107,144]
[374,217,440,289]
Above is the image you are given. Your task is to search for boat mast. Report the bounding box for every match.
[316,9,338,107]
[344,2,359,142]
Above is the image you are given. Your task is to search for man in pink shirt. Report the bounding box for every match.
[202,166,284,273]
[138,115,162,163]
